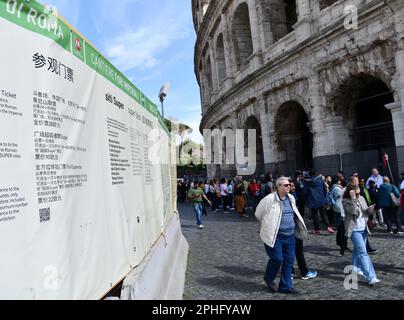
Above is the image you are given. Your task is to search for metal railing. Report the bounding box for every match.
[353,122,395,150]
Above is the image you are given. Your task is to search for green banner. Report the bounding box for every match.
[0,0,168,133]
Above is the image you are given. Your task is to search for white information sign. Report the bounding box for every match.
[0,0,176,299]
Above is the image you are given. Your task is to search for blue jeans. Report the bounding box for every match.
[264,234,296,291]
[350,230,377,282]
[193,203,203,225]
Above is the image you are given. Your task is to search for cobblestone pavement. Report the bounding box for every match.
[179,202,404,300]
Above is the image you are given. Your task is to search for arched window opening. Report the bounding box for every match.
[233,3,254,71]
[216,34,227,84]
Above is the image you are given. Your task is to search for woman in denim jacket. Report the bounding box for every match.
[342,184,379,286]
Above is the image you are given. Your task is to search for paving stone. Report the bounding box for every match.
[179,202,404,300]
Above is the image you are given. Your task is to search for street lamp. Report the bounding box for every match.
[158,83,170,119]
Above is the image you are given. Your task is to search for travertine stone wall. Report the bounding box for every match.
[192,0,404,178]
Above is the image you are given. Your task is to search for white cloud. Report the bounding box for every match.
[101,2,192,73]
[45,0,80,28]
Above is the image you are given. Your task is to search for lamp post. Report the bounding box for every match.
[158,83,170,119]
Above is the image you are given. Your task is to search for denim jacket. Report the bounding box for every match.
[342,196,373,238]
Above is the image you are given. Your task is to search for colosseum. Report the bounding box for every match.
[192,0,404,180]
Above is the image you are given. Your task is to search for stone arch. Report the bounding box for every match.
[236,102,259,127]
[331,75,395,147]
[321,42,397,110]
[215,33,227,85]
[271,91,312,121]
[330,74,398,178]
[233,2,254,71]
[274,101,313,175]
[262,0,297,42]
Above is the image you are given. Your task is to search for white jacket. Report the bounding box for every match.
[255,192,309,248]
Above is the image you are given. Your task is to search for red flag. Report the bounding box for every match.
[384,153,389,167]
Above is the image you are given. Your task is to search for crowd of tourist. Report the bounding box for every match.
[177,168,404,293]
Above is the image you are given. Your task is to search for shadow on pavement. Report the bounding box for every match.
[196,276,263,294]
[215,265,262,278]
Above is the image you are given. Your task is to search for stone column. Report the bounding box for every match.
[255,0,274,50]
[308,74,327,158]
[247,0,263,69]
[389,0,404,103]
[258,95,275,171]
[296,0,311,18]
[262,96,280,173]
[392,49,404,108]
[221,14,235,90]
[225,116,239,177]
[323,116,351,154]
[385,102,404,173]
[308,73,348,175]
[198,60,208,110]
[208,38,219,98]
[294,0,312,42]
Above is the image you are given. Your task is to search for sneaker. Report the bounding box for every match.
[368,278,380,285]
[327,227,335,234]
[348,269,363,276]
[198,225,204,229]
[301,270,317,280]
[367,248,378,254]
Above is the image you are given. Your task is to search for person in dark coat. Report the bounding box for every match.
[378,176,402,234]
[304,170,334,235]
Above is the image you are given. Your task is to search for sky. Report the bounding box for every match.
[44,0,203,143]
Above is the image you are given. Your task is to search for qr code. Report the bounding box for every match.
[39,208,50,223]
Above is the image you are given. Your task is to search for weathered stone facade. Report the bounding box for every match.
[193,0,404,180]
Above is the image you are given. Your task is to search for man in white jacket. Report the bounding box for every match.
[255,177,309,294]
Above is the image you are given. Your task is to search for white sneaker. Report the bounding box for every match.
[350,269,364,277]
[368,278,380,285]
[199,225,204,229]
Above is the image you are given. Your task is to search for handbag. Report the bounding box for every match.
[391,192,400,207]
